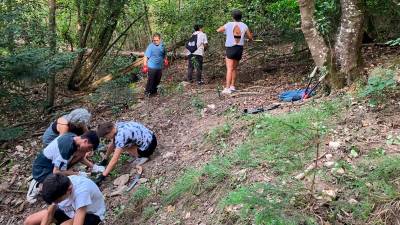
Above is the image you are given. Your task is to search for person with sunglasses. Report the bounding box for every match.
[142,33,168,96]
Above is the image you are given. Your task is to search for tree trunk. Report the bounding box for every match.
[45,0,57,111]
[6,0,15,53]
[68,0,127,90]
[298,0,364,89]
[334,0,364,85]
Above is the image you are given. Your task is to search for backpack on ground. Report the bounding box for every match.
[186,34,198,54]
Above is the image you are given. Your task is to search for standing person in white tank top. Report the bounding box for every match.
[217,9,253,94]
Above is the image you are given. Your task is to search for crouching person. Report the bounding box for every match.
[27,131,99,203]
[24,174,106,225]
[94,121,157,186]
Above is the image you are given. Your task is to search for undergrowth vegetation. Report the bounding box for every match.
[159,100,341,224]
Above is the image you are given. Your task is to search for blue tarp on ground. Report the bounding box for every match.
[279,89,315,102]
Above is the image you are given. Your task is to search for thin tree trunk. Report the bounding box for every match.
[45,0,57,111]
[6,0,15,53]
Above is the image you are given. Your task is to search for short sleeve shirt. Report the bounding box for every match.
[224,22,249,47]
[114,122,154,151]
[43,133,77,170]
[145,42,166,70]
[58,175,106,220]
[191,31,208,56]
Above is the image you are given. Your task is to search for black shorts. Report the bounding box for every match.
[54,208,101,225]
[138,134,157,158]
[226,45,243,61]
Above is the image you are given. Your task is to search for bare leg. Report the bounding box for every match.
[231,60,239,87]
[124,145,139,158]
[24,209,50,225]
[225,58,233,88]
[61,220,73,225]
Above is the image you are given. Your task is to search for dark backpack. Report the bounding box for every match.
[185,34,198,53]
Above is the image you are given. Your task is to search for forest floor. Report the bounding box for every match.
[0,44,399,225]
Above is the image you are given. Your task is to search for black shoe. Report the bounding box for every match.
[197,80,205,85]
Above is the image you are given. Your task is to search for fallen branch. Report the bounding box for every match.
[231,91,264,97]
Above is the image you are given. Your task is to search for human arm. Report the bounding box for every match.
[53,166,79,176]
[72,206,87,225]
[81,156,94,169]
[40,204,57,225]
[143,55,148,67]
[246,29,253,41]
[216,25,225,33]
[56,117,69,135]
[102,148,122,177]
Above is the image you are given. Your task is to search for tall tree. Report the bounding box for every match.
[298,0,364,88]
[45,0,57,111]
[68,0,127,90]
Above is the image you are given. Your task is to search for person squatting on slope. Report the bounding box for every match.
[142,33,169,96]
[94,121,157,186]
[217,9,253,94]
[42,108,91,147]
[24,174,106,225]
[27,131,99,203]
[185,24,208,85]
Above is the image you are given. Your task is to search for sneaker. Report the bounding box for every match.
[229,86,236,92]
[221,88,232,94]
[131,157,149,166]
[27,179,40,204]
[197,80,205,85]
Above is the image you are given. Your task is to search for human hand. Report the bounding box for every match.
[92,164,105,173]
[78,171,89,177]
[94,174,106,187]
[141,65,148,73]
[164,58,169,67]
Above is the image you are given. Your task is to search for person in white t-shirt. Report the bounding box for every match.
[186,24,208,85]
[24,174,106,225]
[217,9,253,94]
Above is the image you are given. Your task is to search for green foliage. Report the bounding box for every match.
[360,67,397,106]
[314,0,340,41]
[131,186,151,202]
[0,48,77,82]
[0,127,25,141]
[221,183,316,225]
[333,155,400,221]
[153,0,227,45]
[142,206,156,220]
[190,95,205,111]
[206,123,232,148]
[89,75,135,112]
[162,168,201,205]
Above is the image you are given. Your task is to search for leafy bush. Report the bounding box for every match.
[0,127,25,141]
[0,48,77,81]
[89,75,136,112]
[361,67,397,105]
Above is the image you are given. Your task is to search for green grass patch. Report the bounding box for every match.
[205,123,232,148]
[163,100,341,215]
[220,183,316,225]
[331,155,400,222]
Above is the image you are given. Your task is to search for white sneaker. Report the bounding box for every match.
[221,88,232,94]
[27,179,40,204]
[132,157,149,166]
[229,86,236,92]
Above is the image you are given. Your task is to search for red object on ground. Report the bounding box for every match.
[141,65,148,73]
[164,58,169,67]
